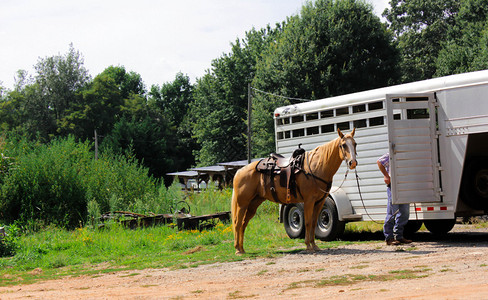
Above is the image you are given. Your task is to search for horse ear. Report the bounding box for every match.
[337,128,344,138]
[351,127,356,137]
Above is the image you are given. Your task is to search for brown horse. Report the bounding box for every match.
[232,128,357,254]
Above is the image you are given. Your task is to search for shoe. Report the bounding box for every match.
[386,239,401,245]
[396,238,412,244]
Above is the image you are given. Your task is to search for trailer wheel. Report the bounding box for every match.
[315,197,346,241]
[460,159,488,210]
[403,220,423,237]
[424,219,456,235]
[283,204,305,239]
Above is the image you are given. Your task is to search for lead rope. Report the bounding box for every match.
[355,168,390,225]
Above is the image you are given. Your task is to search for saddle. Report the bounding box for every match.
[256,144,306,203]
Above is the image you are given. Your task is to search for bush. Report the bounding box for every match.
[0,137,91,228]
[0,224,20,257]
[0,135,161,229]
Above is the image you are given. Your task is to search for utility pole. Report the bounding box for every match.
[247,83,252,163]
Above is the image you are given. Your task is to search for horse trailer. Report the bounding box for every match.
[274,70,488,240]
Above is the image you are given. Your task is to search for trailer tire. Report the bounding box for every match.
[424,219,456,235]
[460,158,488,210]
[403,220,423,237]
[283,204,305,239]
[315,197,346,241]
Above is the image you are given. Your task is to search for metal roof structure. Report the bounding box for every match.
[167,159,263,190]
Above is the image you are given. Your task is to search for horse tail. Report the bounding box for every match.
[231,167,243,234]
[231,189,237,234]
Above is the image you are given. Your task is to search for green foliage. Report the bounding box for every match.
[436,0,488,75]
[149,73,197,172]
[190,27,280,165]
[0,137,91,228]
[100,115,175,179]
[0,135,159,229]
[252,0,399,156]
[0,224,21,257]
[186,185,233,215]
[383,0,460,82]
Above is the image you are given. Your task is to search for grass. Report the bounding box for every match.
[0,210,413,288]
[3,186,484,288]
[0,201,343,287]
[0,211,381,287]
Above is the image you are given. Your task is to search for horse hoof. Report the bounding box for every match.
[235,250,245,255]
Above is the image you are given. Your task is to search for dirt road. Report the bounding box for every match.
[1,224,488,299]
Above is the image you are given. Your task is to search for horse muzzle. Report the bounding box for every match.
[348,159,358,169]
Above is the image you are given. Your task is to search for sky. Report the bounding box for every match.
[0,0,389,91]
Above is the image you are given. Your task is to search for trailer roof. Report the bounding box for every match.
[274,70,488,116]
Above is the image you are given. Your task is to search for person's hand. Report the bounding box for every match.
[384,175,391,185]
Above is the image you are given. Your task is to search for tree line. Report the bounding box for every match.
[1,0,487,181]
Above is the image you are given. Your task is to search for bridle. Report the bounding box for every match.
[303,136,357,196]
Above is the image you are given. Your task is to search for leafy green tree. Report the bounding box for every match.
[58,72,123,140]
[58,65,146,141]
[149,73,197,171]
[436,0,488,75]
[150,73,193,125]
[34,44,91,123]
[101,115,175,179]
[2,45,91,141]
[191,26,282,165]
[383,0,459,82]
[98,65,145,99]
[252,0,399,156]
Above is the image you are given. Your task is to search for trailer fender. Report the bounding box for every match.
[329,187,362,222]
[278,188,360,223]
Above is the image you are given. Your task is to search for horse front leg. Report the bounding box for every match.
[310,198,327,251]
[303,201,317,252]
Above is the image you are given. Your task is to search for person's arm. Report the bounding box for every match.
[377,160,391,186]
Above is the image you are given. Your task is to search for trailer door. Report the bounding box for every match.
[386,94,442,204]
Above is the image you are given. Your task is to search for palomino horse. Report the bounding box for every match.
[232,128,357,254]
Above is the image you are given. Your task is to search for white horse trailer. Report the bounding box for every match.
[274,70,488,240]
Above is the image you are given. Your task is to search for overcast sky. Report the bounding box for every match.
[0,0,389,90]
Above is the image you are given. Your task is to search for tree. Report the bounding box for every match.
[436,0,488,75]
[58,65,146,141]
[58,72,123,140]
[383,0,460,82]
[3,45,91,140]
[101,114,175,179]
[34,43,91,123]
[149,73,197,172]
[191,26,282,165]
[252,0,399,156]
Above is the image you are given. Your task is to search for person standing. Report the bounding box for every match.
[377,153,412,245]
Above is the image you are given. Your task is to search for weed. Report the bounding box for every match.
[350,264,369,269]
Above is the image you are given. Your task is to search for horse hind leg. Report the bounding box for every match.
[232,190,246,254]
[232,191,264,255]
[240,197,265,241]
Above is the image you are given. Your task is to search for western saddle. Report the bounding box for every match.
[256,144,306,203]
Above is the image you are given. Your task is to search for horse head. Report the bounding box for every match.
[337,128,357,169]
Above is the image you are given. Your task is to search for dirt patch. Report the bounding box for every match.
[1,225,488,299]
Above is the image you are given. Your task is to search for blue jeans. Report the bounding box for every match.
[384,187,410,240]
